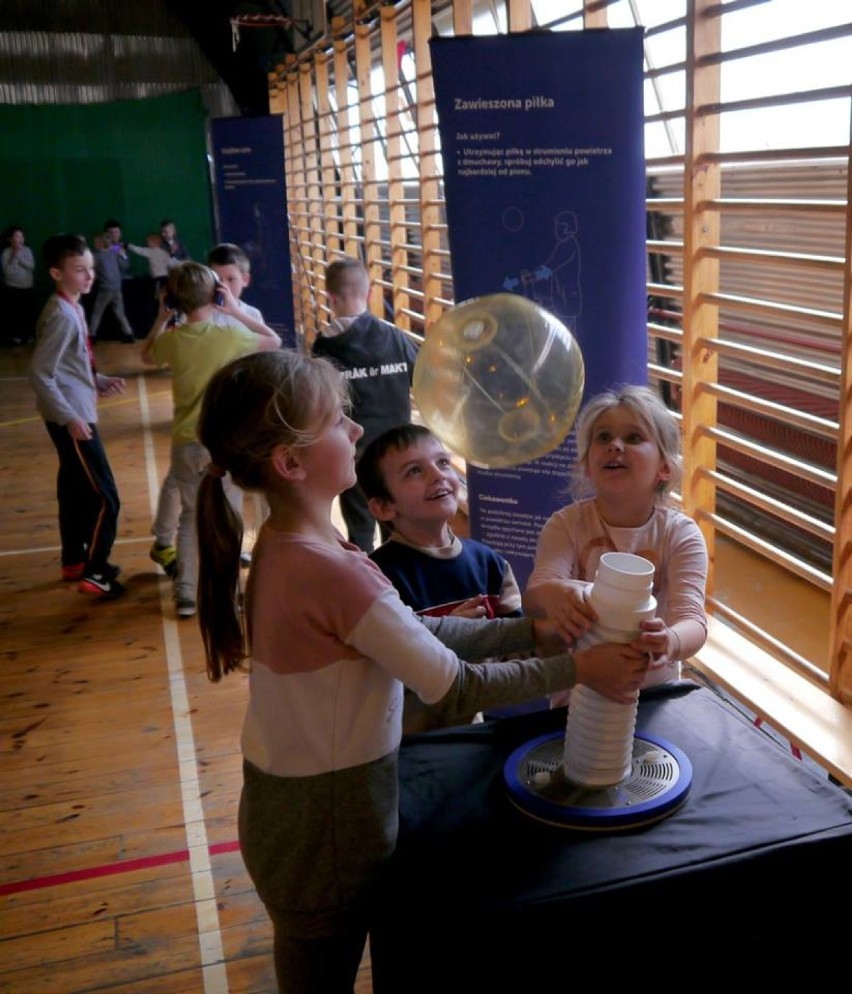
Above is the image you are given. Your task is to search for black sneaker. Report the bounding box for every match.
[78,572,126,599]
[175,598,196,618]
[63,562,120,582]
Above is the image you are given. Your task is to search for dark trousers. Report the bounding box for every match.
[339,483,390,554]
[45,421,120,573]
[3,285,36,343]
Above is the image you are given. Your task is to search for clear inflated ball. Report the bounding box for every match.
[412,293,585,468]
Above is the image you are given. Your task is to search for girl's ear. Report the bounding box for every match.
[657,460,672,486]
[270,444,306,482]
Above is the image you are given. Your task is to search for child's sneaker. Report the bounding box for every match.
[78,572,126,599]
[175,598,196,618]
[149,543,178,578]
[63,562,120,582]
[61,562,85,582]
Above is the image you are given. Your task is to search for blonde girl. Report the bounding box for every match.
[524,384,708,692]
[195,351,648,993]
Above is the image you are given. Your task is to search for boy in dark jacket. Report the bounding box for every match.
[311,257,419,552]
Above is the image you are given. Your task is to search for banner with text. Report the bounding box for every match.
[430,30,647,587]
[210,115,296,348]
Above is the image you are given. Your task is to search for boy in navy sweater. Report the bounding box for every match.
[357,424,524,732]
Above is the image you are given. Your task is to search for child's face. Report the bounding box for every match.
[293,409,363,499]
[371,436,460,528]
[161,223,176,241]
[211,263,249,300]
[146,234,163,249]
[585,405,670,499]
[329,277,369,318]
[51,251,95,299]
[106,226,122,244]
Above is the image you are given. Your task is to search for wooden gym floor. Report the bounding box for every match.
[0,339,829,992]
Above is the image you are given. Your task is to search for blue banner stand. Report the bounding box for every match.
[430,29,647,587]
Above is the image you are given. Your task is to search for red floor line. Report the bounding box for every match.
[0,839,242,897]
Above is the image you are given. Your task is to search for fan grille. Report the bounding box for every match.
[504,731,692,830]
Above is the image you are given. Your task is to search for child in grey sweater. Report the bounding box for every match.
[29,233,126,598]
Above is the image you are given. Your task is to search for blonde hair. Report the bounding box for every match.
[571,384,682,502]
[165,261,217,314]
[196,351,348,681]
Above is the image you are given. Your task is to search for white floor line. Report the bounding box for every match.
[0,535,150,559]
[138,376,230,994]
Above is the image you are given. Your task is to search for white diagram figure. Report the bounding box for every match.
[504,209,582,332]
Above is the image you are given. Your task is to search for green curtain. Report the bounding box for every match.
[0,89,214,302]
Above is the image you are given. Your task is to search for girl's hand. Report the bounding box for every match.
[450,595,488,619]
[632,618,674,668]
[573,641,650,704]
[550,584,596,643]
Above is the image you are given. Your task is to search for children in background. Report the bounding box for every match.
[194,349,648,993]
[524,384,708,705]
[2,225,36,345]
[142,262,280,617]
[311,257,419,553]
[28,233,126,598]
[128,232,176,292]
[148,243,275,579]
[206,242,266,331]
[160,219,190,261]
[357,423,525,732]
[89,231,134,343]
[103,218,128,258]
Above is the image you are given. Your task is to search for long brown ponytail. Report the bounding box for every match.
[195,350,346,681]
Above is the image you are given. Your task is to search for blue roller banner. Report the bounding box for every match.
[430,29,647,588]
[210,115,296,348]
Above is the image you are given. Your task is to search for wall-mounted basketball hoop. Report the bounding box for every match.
[230,14,312,52]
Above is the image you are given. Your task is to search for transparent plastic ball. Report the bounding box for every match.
[412,293,585,468]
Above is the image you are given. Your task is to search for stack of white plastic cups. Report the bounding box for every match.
[563,552,656,787]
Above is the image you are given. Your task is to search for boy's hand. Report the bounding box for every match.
[450,595,488,619]
[572,641,649,704]
[213,282,238,314]
[156,290,174,323]
[98,376,126,398]
[67,418,92,441]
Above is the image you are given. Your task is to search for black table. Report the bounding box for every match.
[371,683,852,989]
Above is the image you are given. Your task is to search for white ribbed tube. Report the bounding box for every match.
[563,553,656,788]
